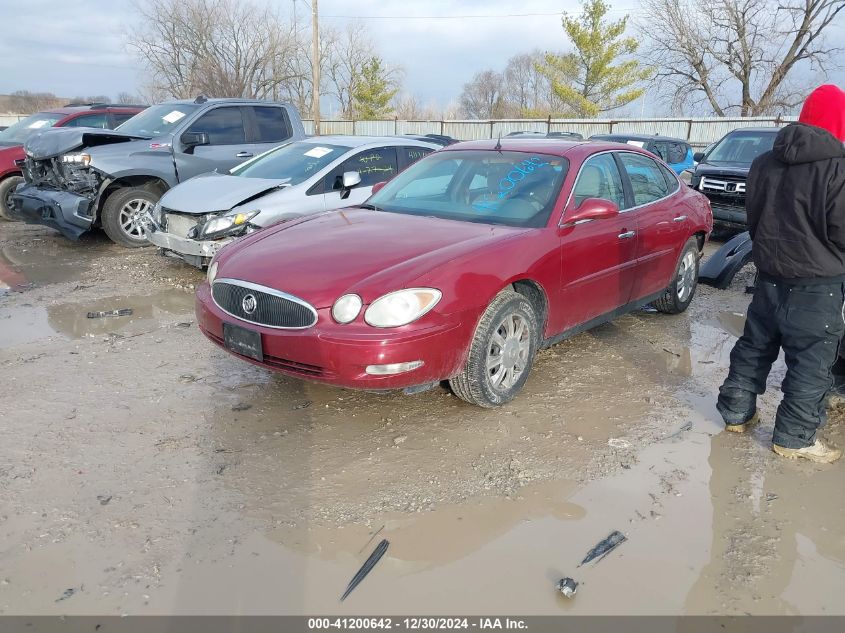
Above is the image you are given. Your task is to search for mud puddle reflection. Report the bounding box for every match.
[0,239,106,295]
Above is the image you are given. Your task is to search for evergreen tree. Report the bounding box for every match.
[538,0,652,117]
[351,56,398,119]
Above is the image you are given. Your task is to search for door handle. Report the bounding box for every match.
[235,152,254,158]
[673,215,688,222]
[618,230,636,239]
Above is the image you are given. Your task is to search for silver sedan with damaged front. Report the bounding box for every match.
[145,136,439,268]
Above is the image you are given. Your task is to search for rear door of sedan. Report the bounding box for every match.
[558,151,639,329]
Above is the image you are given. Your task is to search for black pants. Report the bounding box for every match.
[717,279,845,448]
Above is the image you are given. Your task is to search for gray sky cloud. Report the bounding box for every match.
[0,0,842,115]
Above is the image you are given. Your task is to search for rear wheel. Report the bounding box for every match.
[653,238,699,314]
[450,289,539,407]
[101,186,160,247]
[0,175,24,221]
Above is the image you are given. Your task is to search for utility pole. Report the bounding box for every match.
[311,0,320,135]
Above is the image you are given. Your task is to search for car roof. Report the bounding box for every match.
[299,135,440,148]
[41,105,145,116]
[164,97,291,106]
[723,127,780,134]
[443,138,589,156]
[590,133,688,143]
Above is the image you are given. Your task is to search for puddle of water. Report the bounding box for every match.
[0,290,195,349]
[0,241,103,292]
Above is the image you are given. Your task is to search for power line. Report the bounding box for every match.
[322,11,565,20]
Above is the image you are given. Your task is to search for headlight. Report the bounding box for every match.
[332,294,363,323]
[61,153,91,166]
[198,210,259,239]
[207,260,219,283]
[364,288,441,328]
[680,170,694,186]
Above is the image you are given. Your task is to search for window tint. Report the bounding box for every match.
[112,113,137,127]
[659,163,680,193]
[62,113,108,129]
[334,147,398,188]
[252,106,291,143]
[186,107,245,145]
[648,142,669,162]
[667,142,688,164]
[619,153,670,206]
[572,153,626,209]
[398,145,433,169]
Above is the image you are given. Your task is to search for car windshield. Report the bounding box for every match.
[230,141,350,183]
[706,131,777,164]
[368,150,568,228]
[115,104,200,137]
[0,112,64,144]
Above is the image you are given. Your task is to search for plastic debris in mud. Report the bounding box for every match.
[556,577,578,598]
[86,308,133,318]
[579,530,627,566]
[340,539,389,602]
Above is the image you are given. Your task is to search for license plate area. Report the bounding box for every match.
[223,322,263,361]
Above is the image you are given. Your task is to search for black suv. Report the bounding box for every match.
[681,127,779,231]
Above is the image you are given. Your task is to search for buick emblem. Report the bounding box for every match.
[242,294,258,315]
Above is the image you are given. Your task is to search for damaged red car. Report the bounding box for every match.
[196,139,712,407]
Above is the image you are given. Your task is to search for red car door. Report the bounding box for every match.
[617,152,687,301]
[557,152,639,330]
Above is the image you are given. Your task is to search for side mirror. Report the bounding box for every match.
[693,151,705,163]
[371,181,387,195]
[562,198,620,226]
[342,170,361,189]
[182,131,210,150]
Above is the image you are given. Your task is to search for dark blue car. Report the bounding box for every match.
[589,134,694,175]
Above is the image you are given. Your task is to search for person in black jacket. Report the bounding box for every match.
[717,84,845,463]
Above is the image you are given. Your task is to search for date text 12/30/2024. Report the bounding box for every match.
[308,618,528,630]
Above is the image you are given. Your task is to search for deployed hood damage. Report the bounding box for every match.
[159,173,289,214]
[24,128,150,160]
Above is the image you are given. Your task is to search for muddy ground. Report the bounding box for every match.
[0,221,843,616]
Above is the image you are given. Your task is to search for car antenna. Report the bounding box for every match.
[494,134,502,152]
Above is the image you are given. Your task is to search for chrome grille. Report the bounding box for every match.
[700,176,746,194]
[211,279,317,329]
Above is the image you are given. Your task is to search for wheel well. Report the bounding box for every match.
[511,279,548,335]
[98,176,169,216]
[693,231,706,255]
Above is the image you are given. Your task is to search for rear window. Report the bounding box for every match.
[252,106,292,143]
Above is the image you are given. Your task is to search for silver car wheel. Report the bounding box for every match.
[676,250,696,302]
[119,198,153,239]
[487,313,531,391]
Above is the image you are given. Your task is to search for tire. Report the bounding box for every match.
[653,237,699,314]
[101,186,160,248]
[449,289,539,408]
[0,175,24,221]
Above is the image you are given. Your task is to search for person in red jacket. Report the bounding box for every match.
[717,84,845,463]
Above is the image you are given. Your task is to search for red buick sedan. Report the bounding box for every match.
[195,139,712,407]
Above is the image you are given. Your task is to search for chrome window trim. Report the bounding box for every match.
[560,149,682,226]
[211,277,318,329]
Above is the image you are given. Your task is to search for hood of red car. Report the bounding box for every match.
[216,208,529,308]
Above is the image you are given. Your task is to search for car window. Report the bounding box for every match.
[572,153,626,210]
[251,106,291,143]
[185,107,246,145]
[648,142,669,162]
[368,150,569,228]
[231,141,350,184]
[398,145,434,169]
[667,142,688,164]
[619,152,670,206]
[112,112,137,127]
[116,103,199,137]
[62,113,109,129]
[0,112,64,143]
[706,131,776,164]
[335,147,398,188]
[658,163,680,193]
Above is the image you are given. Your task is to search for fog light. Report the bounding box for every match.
[365,360,424,375]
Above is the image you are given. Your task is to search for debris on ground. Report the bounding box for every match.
[393,435,408,445]
[556,577,578,598]
[175,321,193,328]
[765,492,779,502]
[608,438,631,449]
[231,402,252,411]
[340,539,389,602]
[292,401,312,410]
[55,587,78,602]
[358,525,385,555]
[665,421,694,440]
[96,495,112,506]
[86,308,133,318]
[579,530,627,566]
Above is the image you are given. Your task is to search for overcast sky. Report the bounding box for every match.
[0,0,842,116]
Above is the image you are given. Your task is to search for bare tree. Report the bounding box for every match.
[8,91,62,113]
[128,0,299,99]
[459,70,507,119]
[321,22,377,118]
[116,92,144,104]
[638,0,845,116]
[68,95,111,105]
[393,94,441,120]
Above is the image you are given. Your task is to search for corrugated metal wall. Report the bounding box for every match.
[303,116,798,147]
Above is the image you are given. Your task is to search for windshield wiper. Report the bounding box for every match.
[359,203,382,211]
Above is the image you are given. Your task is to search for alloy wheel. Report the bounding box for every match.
[486,313,531,391]
[676,250,697,302]
[118,198,153,240]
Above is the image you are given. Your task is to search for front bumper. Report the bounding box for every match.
[710,202,747,230]
[9,184,94,240]
[195,283,473,390]
[147,229,233,269]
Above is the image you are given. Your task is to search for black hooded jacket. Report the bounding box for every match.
[747,122,845,282]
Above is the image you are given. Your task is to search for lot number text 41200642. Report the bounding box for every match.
[308,618,528,630]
